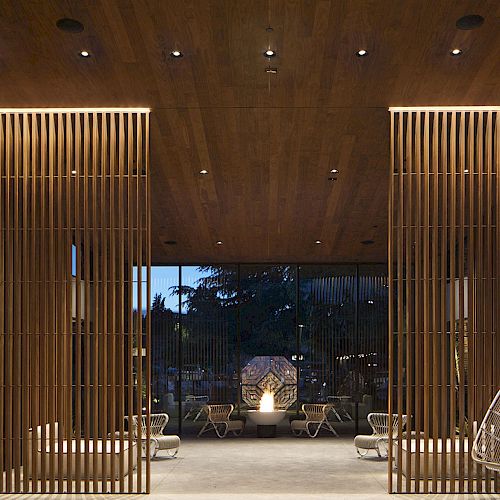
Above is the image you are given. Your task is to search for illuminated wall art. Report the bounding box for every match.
[241,356,297,409]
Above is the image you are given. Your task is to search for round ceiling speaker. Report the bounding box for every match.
[456,14,484,30]
[56,18,84,33]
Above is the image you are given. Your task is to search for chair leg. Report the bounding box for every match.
[356,448,369,458]
[197,422,210,437]
[215,423,228,439]
[325,421,339,437]
[165,448,179,458]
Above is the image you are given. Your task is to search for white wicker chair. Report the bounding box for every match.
[197,404,244,438]
[354,412,407,458]
[291,404,339,438]
[131,413,180,459]
[472,389,500,472]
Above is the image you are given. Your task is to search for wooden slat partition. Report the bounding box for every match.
[0,109,150,494]
[389,107,499,493]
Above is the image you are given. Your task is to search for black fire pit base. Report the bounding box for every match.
[256,424,277,438]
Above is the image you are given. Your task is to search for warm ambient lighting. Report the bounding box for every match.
[389,106,500,111]
[259,390,275,412]
[0,107,150,113]
[264,49,276,58]
[79,50,90,58]
[450,48,463,56]
[356,49,368,57]
[170,50,183,58]
[199,169,208,175]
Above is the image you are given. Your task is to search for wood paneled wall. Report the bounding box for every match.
[388,108,499,493]
[0,109,150,493]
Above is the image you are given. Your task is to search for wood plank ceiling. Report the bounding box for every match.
[0,0,499,263]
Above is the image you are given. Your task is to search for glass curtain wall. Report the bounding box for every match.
[149,264,388,434]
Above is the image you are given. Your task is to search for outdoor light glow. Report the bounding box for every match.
[259,391,275,412]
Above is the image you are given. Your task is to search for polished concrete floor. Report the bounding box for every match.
[2,428,498,499]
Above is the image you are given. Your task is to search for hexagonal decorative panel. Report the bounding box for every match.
[241,356,297,409]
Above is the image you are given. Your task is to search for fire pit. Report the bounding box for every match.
[247,390,287,438]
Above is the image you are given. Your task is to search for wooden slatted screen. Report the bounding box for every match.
[388,107,499,493]
[0,109,151,493]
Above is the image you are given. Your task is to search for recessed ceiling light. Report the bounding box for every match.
[56,18,84,33]
[456,14,484,30]
[79,50,90,58]
[264,49,276,58]
[330,169,339,174]
[170,50,183,58]
[450,48,463,56]
[356,49,368,57]
[216,240,223,245]
[315,240,322,244]
[199,169,208,175]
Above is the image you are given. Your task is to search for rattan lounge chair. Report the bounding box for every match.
[472,389,500,472]
[131,413,180,459]
[197,404,244,438]
[290,404,339,438]
[354,412,407,457]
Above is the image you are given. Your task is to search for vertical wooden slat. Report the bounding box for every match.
[466,112,475,493]
[387,111,395,493]
[91,112,99,493]
[74,112,83,493]
[109,113,117,493]
[396,112,404,493]
[458,111,466,493]
[100,112,109,492]
[449,111,457,491]
[39,113,48,493]
[65,111,73,494]
[118,112,126,493]
[414,111,422,492]
[439,111,448,492]
[30,113,39,493]
[404,111,413,493]
[127,112,135,492]
[83,112,91,493]
[0,113,5,494]
[21,113,31,493]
